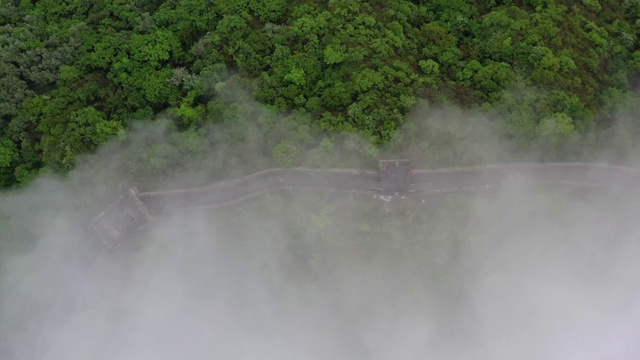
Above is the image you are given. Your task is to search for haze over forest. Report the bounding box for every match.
[1,0,640,359]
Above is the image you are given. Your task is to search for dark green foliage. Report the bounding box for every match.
[0,0,638,188]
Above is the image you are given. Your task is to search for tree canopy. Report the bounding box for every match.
[0,0,638,188]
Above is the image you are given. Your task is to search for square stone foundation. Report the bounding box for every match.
[379,160,412,195]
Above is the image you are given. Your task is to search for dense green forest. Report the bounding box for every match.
[0,0,639,188]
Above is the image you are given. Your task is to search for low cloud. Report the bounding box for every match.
[2,90,640,360]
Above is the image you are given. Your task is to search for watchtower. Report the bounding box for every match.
[379,160,412,195]
[92,187,152,247]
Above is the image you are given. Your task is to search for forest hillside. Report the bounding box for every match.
[1,0,639,188]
